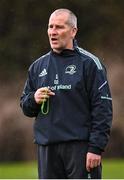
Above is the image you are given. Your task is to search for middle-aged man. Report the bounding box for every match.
[20,8,113,179]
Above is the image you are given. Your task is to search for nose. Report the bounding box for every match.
[49,27,58,36]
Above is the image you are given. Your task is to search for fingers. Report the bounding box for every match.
[86,152,101,172]
[38,87,54,93]
[34,87,55,104]
[38,88,55,96]
[39,94,50,100]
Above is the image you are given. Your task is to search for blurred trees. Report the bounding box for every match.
[0,0,124,161]
[0,0,124,79]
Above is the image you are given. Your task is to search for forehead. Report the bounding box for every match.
[48,12,69,25]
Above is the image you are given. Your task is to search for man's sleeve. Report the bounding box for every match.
[20,67,40,117]
[85,59,113,155]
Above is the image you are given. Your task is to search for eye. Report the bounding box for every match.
[48,24,65,30]
[48,24,53,29]
[56,25,64,29]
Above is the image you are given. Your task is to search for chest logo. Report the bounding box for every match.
[39,68,47,77]
[65,65,76,75]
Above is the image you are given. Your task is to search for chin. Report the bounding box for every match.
[51,46,61,51]
[52,49,61,53]
[51,44,59,49]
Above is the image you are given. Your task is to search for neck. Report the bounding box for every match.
[53,47,74,54]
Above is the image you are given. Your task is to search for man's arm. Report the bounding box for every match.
[20,67,55,117]
[20,69,41,117]
[85,59,112,170]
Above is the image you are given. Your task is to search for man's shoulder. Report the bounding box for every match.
[33,51,50,64]
[28,51,51,73]
[76,46,103,70]
[30,51,50,67]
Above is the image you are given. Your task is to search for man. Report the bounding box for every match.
[20,8,112,179]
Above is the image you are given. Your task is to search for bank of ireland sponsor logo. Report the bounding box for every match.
[47,73,72,91]
[65,65,76,75]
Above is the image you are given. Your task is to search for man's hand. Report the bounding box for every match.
[34,87,55,104]
[86,152,101,172]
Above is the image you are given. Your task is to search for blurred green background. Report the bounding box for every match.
[0,0,124,179]
[0,159,124,179]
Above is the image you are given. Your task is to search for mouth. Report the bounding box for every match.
[50,38,58,44]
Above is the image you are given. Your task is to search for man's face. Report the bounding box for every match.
[47,12,77,53]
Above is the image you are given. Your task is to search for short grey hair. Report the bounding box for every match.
[51,8,77,28]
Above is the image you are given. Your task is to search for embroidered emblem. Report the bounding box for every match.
[65,65,76,75]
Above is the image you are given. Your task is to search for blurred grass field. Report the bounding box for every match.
[0,159,124,179]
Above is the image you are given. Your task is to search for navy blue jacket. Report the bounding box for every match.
[20,46,112,155]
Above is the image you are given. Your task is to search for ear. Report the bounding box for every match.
[72,27,78,39]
